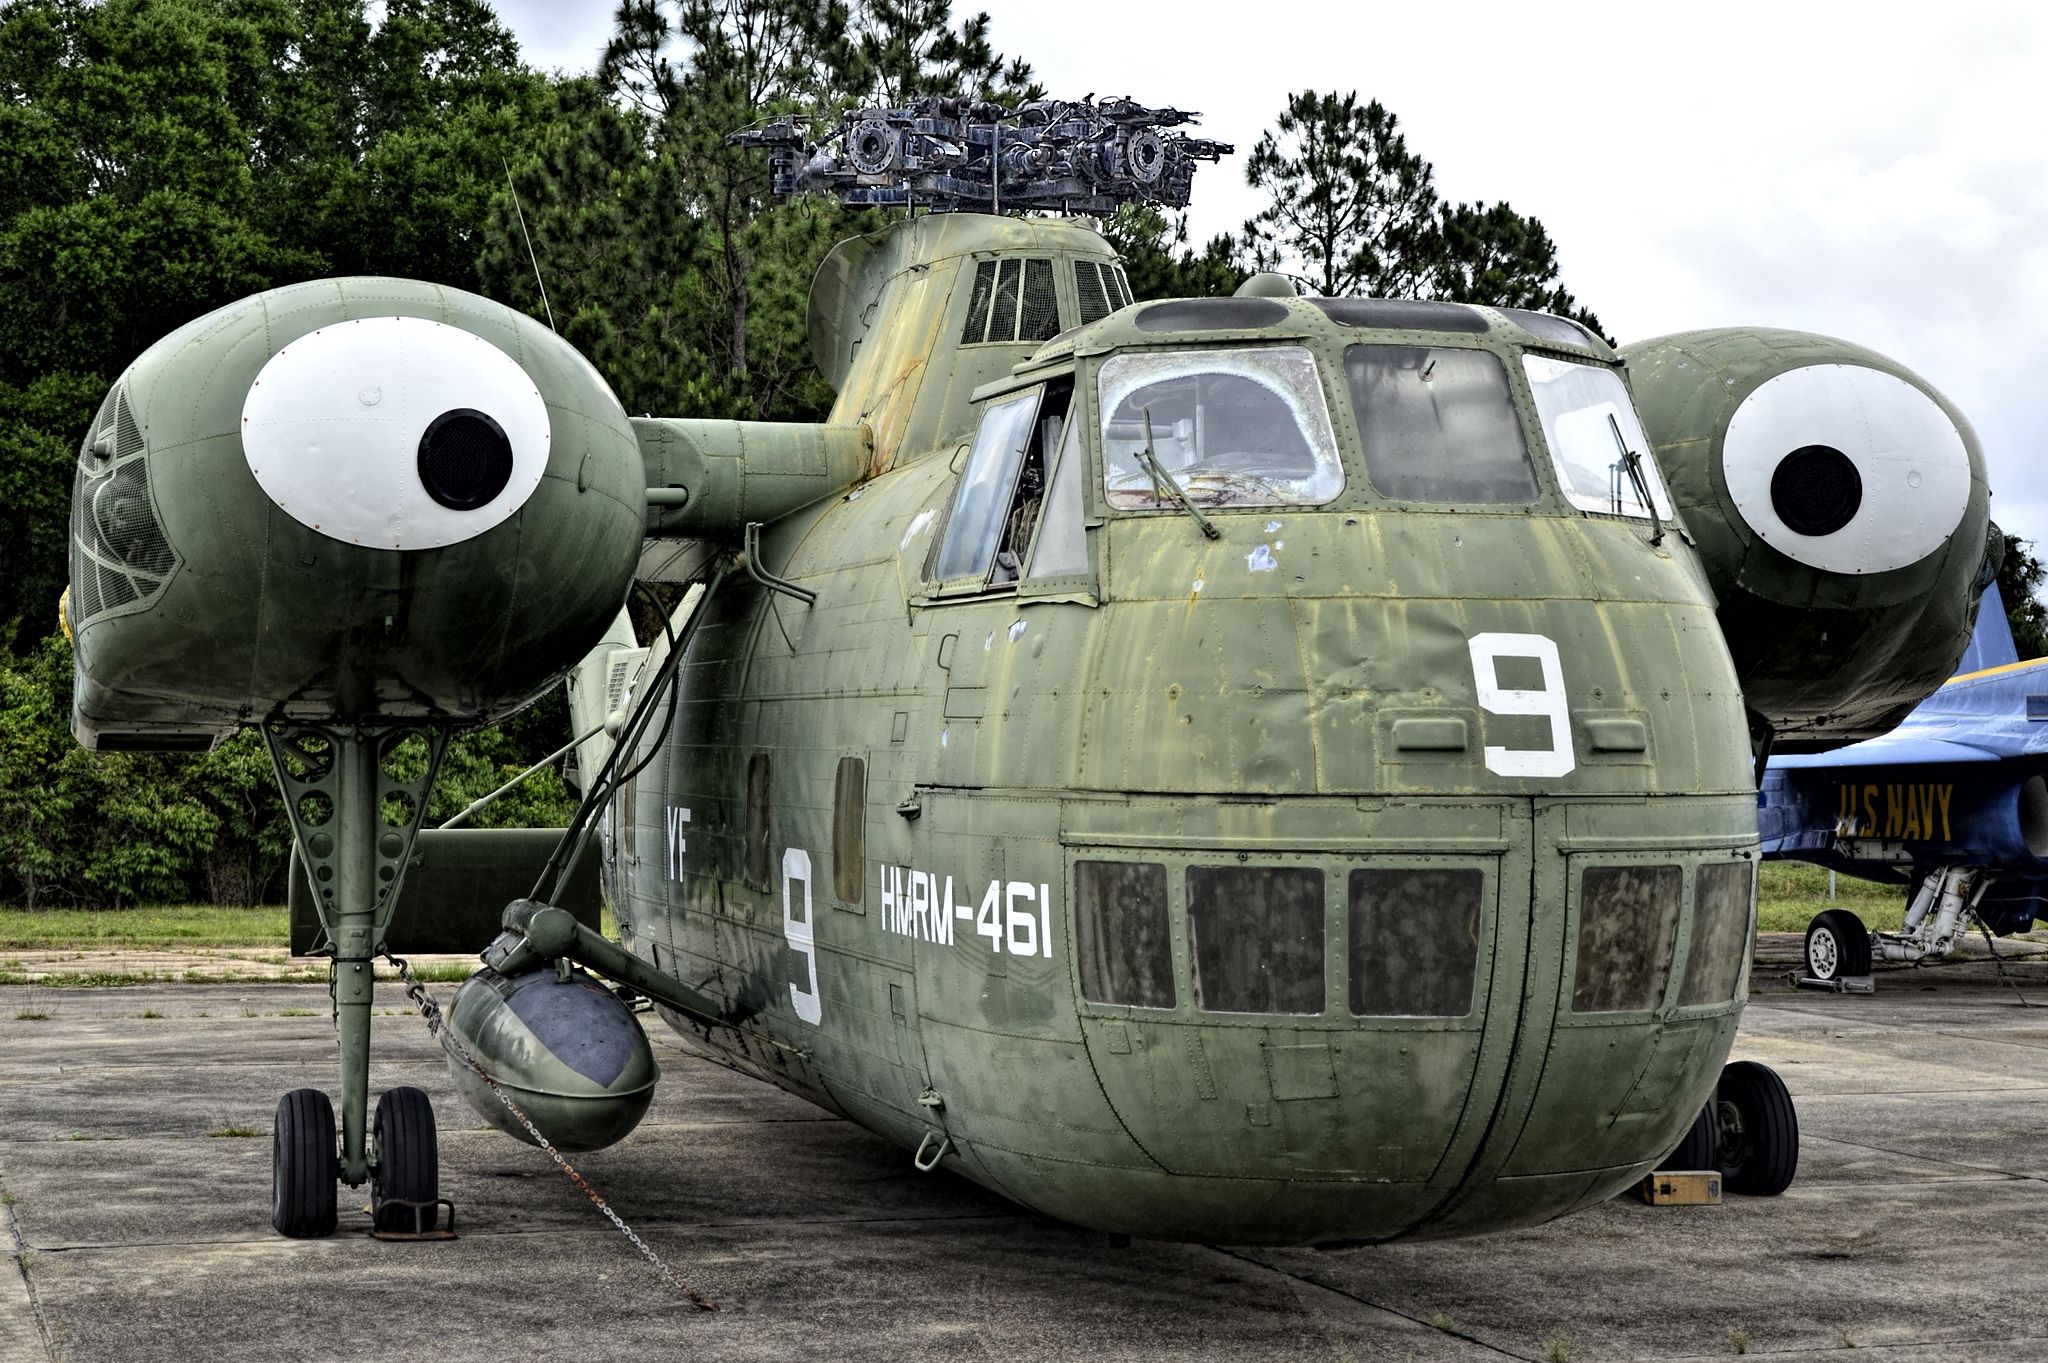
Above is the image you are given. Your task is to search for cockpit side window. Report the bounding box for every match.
[1098,346,1343,509]
[931,378,1075,590]
[1024,403,1088,581]
[1344,345,1538,504]
[1523,354,1674,520]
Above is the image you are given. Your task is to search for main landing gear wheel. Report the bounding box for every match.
[1714,1060,1800,1196]
[272,1088,338,1238]
[1662,1101,1718,1171]
[1804,908,1872,982]
[371,1086,440,1233]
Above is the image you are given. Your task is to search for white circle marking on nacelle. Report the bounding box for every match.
[1722,363,1970,575]
[240,316,549,550]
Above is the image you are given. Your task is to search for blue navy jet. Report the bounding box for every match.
[1760,584,2048,982]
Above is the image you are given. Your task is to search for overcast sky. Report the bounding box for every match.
[491,0,2048,548]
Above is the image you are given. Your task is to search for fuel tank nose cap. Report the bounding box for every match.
[240,315,550,549]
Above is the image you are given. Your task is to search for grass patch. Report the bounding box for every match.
[0,904,288,950]
[207,1124,263,1138]
[14,1011,47,1021]
[1757,862,1904,935]
[0,972,156,988]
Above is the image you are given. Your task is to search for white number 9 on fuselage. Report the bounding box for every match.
[1466,632,1575,779]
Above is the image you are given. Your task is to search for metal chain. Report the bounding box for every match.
[1975,920,2048,1009]
[385,952,718,1310]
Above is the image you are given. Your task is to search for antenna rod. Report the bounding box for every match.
[503,157,557,333]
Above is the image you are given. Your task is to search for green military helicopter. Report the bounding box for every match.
[64,95,1993,1247]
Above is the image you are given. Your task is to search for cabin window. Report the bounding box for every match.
[1186,865,1325,1014]
[1075,260,1132,325]
[933,390,1039,582]
[832,757,865,905]
[933,379,1075,590]
[745,752,772,890]
[1099,346,1343,509]
[1344,345,1538,504]
[1523,355,1674,521]
[1571,863,1681,1013]
[962,257,1063,345]
[1679,862,1754,1006]
[1348,867,1484,1017]
[1025,410,1088,580]
[1076,860,1174,1008]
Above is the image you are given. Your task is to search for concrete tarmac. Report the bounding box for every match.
[6,942,2048,1362]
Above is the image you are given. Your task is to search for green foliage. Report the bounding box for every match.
[1241,89,1600,332]
[1244,91,1438,299]
[501,0,1030,423]
[1996,530,2048,660]
[1106,205,1246,301]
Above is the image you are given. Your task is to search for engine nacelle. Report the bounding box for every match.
[1624,328,1994,747]
[444,965,657,1152]
[66,278,646,750]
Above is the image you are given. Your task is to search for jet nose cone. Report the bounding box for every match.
[239,316,551,550]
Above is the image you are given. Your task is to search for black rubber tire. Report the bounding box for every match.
[1804,908,1871,981]
[371,1086,439,1233]
[1715,1060,1800,1196]
[271,1088,338,1239]
[1661,1102,1718,1171]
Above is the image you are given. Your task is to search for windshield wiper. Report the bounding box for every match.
[1136,407,1220,540]
[1607,412,1665,546]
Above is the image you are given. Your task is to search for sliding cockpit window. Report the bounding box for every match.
[1099,346,1343,510]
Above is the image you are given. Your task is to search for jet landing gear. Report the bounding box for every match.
[1800,866,1992,992]
[1662,1060,1800,1196]
[262,723,452,1240]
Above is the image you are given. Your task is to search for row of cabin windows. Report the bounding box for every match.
[931,342,1673,592]
[757,755,1751,1018]
[1076,859,1752,1018]
[960,258,1134,346]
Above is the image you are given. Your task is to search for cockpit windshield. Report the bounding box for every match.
[1099,346,1343,509]
[1522,355,1673,521]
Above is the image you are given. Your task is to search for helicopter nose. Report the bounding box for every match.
[239,316,551,551]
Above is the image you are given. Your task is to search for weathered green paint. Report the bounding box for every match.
[592,212,1948,1244]
[638,419,875,539]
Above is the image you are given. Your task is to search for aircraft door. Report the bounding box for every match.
[1069,801,1539,1238]
[1415,800,1754,1235]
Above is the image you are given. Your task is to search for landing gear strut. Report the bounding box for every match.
[263,723,449,1239]
[1801,865,1993,992]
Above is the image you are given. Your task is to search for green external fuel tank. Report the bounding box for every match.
[1625,328,1992,748]
[67,278,646,749]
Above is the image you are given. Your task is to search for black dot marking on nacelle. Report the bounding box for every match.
[417,408,513,511]
[1770,444,1863,538]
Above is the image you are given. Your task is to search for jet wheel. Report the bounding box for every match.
[372,1086,440,1233]
[1714,1060,1799,1196]
[1661,1101,1718,1171]
[1804,908,1871,981]
[272,1088,339,1238]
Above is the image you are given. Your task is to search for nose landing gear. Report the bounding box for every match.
[262,723,453,1241]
